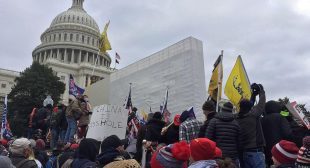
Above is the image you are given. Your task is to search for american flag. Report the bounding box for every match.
[125,85,139,138]
[161,88,171,123]
[115,52,121,64]
[1,95,13,139]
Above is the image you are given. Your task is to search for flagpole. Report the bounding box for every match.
[216,50,223,112]
[91,51,100,76]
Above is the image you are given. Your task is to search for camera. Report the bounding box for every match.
[251,83,261,95]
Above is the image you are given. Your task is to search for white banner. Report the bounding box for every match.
[286,101,310,130]
[87,104,127,141]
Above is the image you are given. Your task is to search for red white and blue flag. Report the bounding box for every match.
[125,85,139,138]
[69,74,85,97]
[160,88,171,123]
[1,95,13,140]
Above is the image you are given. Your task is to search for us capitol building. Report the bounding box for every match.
[1,0,114,105]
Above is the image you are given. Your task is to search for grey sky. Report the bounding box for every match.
[0,0,309,108]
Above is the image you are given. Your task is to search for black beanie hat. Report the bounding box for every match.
[101,135,122,152]
[265,100,281,114]
[153,112,163,120]
[239,99,253,112]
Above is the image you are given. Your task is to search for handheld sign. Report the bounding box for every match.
[286,101,310,130]
[87,104,128,141]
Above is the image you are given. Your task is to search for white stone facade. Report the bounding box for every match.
[87,37,207,120]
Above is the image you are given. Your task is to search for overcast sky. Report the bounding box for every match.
[0,0,310,108]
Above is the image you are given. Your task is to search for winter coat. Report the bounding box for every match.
[135,124,147,162]
[206,112,241,159]
[10,155,38,168]
[58,150,75,167]
[78,110,90,127]
[163,125,179,145]
[34,107,51,130]
[198,112,216,138]
[189,160,218,168]
[236,91,266,150]
[34,149,48,168]
[97,148,124,167]
[59,108,68,130]
[65,99,82,118]
[71,158,97,168]
[145,119,166,143]
[262,101,292,166]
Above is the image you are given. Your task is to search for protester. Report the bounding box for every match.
[199,100,216,138]
[271,140,298,168]
[34,98,53,137]
[9,138,37,168]
[104,159,141,168]
[57,103,68,143]
[262,100,293,167]
[188,138,219,168]
[0,156,15,168]
[284,113,308,148]
[162,114,181,145]
[33,139,48,168]
[58,143,79,168]
[206,101,241,167]
[77,95,91,140]
[65,95,83,145]
[296,136,310,167]
[135,113,153,163]
[179,109,202,143]
[71,138,100,168]
[50,104,61,149]
[46,142,64,168]
[97,135,126,167]
[145,112,166,144]
[237,83,266,168]
[150,141,190,168]
[27,106,39,139]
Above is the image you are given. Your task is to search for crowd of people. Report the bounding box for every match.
[0,83,310,168]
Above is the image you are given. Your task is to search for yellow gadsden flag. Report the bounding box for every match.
[208,54,223,101]
[99,21,112,53]
[224,56,252,110]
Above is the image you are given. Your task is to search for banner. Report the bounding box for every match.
[69,74,85,97]
[87,104,128,141]
[286,101,310,129]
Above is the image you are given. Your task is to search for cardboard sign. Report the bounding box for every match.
[87,104,128,141]
[286,101,310,129]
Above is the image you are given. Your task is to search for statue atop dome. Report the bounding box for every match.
[71,0,84,9]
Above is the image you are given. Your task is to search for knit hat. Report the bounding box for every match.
[202,101,215,112]
[29,139,36,149]
[265,100,281,114]
[35,139,46,150]
[0,156,15,168]
[9,138,31,155]
[296,136,310,165]
[150,141,190,168]
[173,115,181,126]
[215,147,222,158]
[70,143,79,150]
[103,159,140,168]
[221,102,233,113]
[101,135,123,152]
[0,139,8,147]
[271,140,299,164]
[190,138,216,161]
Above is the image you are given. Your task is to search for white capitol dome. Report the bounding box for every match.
[32,0,114,105]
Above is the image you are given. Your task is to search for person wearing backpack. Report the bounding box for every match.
[9,138,37,168]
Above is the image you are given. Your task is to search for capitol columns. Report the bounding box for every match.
[57,49,60,60]
[78,50,82,64]
[64,49,68,63]
[86,52,89,63]
[71,49,74,64]
[44,51,47,62]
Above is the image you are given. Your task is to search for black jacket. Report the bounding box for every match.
[206,112,241,159]
[163,125,180,145]
[237,91,266,150]
[10,155,38,168]
[34,149,49,168]
[135,124,147,162]
[145,119,165,143]
[198,112,216,138]
[262,101,292,166]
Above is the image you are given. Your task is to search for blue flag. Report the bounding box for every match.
[69,74,85,97]
[1,95,13,140]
